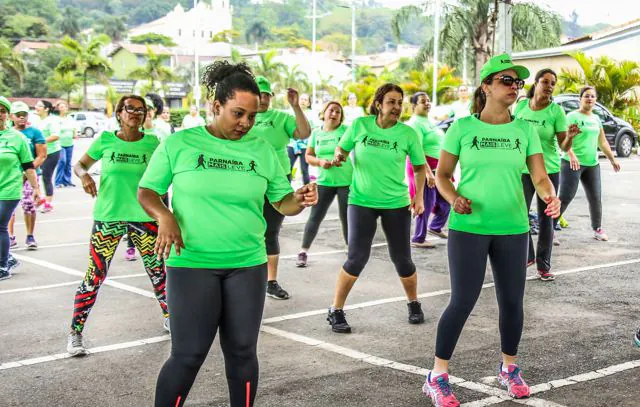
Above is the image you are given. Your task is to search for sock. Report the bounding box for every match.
[329,306,337,313]
[502,363,510,373]
[429,370,446,381]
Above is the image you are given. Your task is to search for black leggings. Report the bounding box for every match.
[522,172,559,271]
[435,230,528,360]
[302,185,349,249]
[263,200,285,255]
[559,161,602,230]
[41,150,61,196]
[155,264,268,407]
[343,204,415,278]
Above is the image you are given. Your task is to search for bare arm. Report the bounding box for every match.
[271,183,318,216]
[138,187,185,259]
[412,164,427,215]
[436,151,472,214]
[526,153,561,218]
[292,104,311,140]
[598,128,620,171]
[46,135,60,142]
[558,124,581,152]
[305,147,332,169]
[33,144,47,168]
[74,154,98,197]
[24,168,42,202]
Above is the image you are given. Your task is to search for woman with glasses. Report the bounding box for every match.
[559,86,621,242]
[33,100,61,213]
[66,95,169,357]
[422,55,561,406]
[513,69,580,281]
[54,101,78,188]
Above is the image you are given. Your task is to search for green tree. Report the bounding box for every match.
[0,39,26,85]
[47,71,81,104]
[211,29,241,43]
[245,21,271,48]
[58,7,82,39]
[127,46,175,93]
[56,35,113,110]
[393,0,562,84]
[0,14,49,41]
[95,15,128,42]
[251,50,285,82]
[401,65,463,105]
[280,65,310,93]
[130,33,177,47]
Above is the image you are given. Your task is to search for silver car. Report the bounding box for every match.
[69,111,107,138]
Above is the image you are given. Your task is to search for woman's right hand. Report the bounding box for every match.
[426,172,436,188]
[569,154,580,171]
[81,174,97,198]
[453,195,472,215]
[155,213,185,260]
[319,159,333,169]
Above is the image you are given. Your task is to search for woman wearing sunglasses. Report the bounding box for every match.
[513,69,580,281]
[66,95,169,357]
[559,86,621,241]
[422,55,561,406]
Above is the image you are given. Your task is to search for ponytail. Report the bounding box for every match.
[471,86,487,114]
[201,60,260,104]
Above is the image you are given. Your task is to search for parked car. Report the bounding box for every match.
[554,94,637,157]
[69,111,107,138]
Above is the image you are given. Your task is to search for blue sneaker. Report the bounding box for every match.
[634,328,640,347]
[0,267,11,281]
[7,255,19,272]
[26,235,38,250]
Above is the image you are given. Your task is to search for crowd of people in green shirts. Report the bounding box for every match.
[0,51,635,407]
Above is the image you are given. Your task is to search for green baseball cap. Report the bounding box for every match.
[10,101,29,114]
[255,76,273,95]
[480,53,530,82]
[0,96,11,112]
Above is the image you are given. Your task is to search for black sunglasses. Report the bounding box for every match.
[123,105,147,115]
[493,75,525,90]
[14,112,28,118]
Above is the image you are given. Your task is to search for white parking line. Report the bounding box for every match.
[14,216,93,225]
[0,273,149,295]
[12,242,88,252]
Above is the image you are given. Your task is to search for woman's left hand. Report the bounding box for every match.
[410,197,425,217]
[294,182,318,207]
[287,88,300,107]
[543,195,561,219]
[426,172,436,188]
[610,159,621,172]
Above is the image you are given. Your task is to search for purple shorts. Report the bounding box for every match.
[20,180,36,214]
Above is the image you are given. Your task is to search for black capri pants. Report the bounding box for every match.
[343,204,416,278]
[263,199,285,256]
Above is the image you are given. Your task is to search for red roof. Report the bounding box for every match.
[13,41,58,53]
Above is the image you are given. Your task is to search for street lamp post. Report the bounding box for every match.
[351,1,356,83]
[193,0,201,105]
[432,0,440,107]
[312,0,317,105]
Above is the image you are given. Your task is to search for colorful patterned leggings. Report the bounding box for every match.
[71,221,168,333]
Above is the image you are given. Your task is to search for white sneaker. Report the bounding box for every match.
[163,317,171,333]
[67,332,88,356]
[594,228,609,241]
[553,236,560,246]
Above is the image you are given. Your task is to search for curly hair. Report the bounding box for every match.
[201,60,260,105]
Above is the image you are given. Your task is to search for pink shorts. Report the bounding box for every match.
[20,180,36,214]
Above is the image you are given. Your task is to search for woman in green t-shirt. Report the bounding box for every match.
[559,86,621,242]
[65,95,169,357]
[424,54,561,406]
[329,83,428,333]
[138,61,317,407]
[33,100,60,213]
[54,101,78,188]
[296,101,352,267]
[248,75,311,300]
[0,97,41,280]
[513,69,580,281]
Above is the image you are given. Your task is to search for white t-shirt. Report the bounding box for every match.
[182,114,206,129]
[343,106,365,125]
[449,100,471,121]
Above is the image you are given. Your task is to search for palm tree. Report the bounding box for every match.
[56,35,113,110]
[251,50,286,84]
[245,21,271,49]
[401,65,463,104]
[392,0,562,84]
[46,71,81,104]
[0,39,26,85]
[281,64,310,93]
[128,46,175,93]
[105,86,122,117]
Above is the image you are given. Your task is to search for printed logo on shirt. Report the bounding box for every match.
[470,136,522,153]
[108,152,148,165]
[520,118,547,128]
[360,136,399,152]
[316,137,335,147]
[195,154,258,173]
[254,120,275,128]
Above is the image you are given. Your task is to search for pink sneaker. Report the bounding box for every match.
[40,203,53,213]
[422,372,460,407]
[498,364,530,399]
[125,247,137,261]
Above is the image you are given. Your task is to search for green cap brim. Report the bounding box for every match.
[481,64,530,82]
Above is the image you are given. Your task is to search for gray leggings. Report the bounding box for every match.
[155,264,267,407]
[301,185,349,249]
[523,172,560,271]
[435,230,528,360]
[559,160,602,230]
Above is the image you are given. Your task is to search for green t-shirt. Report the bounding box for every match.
[58,116,76,148]
[0,129,34,200]
[513,99,567,174]
[339,115,426,209]
[309,125,353,187]
[87,131,159,222]
[248,109,297,175]
[139,127,294,269]
[442,115,542,235]
[406,115,444,159]
[564,111,603,167]
[35,115,61,154]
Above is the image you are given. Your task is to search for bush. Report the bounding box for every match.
[170,109,207,128]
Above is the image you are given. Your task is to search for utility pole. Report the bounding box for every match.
[312,0,317,105]
[495,0,513,54]
[432,0,440,107]
[351,1,356,83]
[193,0,201,105]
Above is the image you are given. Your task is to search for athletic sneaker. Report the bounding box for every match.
[408,300,425,324]
[527,259,535,268]
[296,252,308,267]
[422,372,460,407]
[266,280,289,300]
[125,247,137,261]
[0,267,11,281]
[412,240,436,249]
[67,332,88,356]
[538,270,555,281]
[559,216,569,228]
[327,308,351,333]
[554,222,562,231]
[163,317,171,333]
[634,328,640,347]
[40,202,53,213]
[553,236,560,246]
[7,255,19,272]
[428,229,448,239]
[26,235,38,250]
[9,236,17,248]
[498,364,530,399]
[594,228,609,241]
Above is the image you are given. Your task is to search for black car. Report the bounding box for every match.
[554,94,638,157]
[436,95,638,157]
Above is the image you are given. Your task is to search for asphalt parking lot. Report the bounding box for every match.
[1,138,638,406]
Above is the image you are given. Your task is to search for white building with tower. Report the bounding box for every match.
[128,1,233,51]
